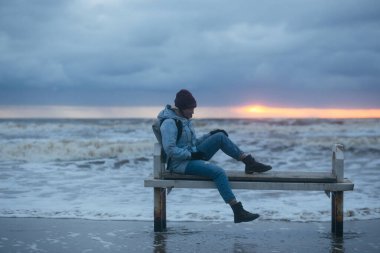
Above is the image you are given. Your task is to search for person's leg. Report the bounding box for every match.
[197,132,244,161]
[185,160,260,223]
[185,160,236,203]
[197,132,272,173]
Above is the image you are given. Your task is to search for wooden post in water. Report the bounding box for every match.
[153,143,167,232]
[154,187,166,232]
[331,144,344,237]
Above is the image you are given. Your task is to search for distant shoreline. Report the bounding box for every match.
[1,117,379,120]
[1,105,380,119]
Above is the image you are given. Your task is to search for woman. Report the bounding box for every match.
[158,89,272,223]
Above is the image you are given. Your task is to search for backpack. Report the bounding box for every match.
[152,118,183,166]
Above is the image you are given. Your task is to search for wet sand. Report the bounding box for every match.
[0,217,379,253]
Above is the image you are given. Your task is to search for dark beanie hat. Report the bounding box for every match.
[174,89,197,110]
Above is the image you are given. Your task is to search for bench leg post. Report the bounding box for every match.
[331,191,343,237]
[154,187,167,232]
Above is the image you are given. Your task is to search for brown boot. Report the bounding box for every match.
[242,155,272,174]
[231,202,260,223]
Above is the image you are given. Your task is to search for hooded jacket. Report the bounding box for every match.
[157,105,209,173]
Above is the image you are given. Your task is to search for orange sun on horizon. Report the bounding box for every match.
[236,105,380,118]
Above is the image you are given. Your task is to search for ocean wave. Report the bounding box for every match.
[0,139,154,162]
[0,207,379,222]
[0,119,154,141]
[1,118,379,223]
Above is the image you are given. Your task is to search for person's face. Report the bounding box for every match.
[182,107,195,119]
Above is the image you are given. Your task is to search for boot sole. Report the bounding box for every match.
[234,214,260,223]
[245,168,272,174]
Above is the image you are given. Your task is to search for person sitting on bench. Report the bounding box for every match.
[157,89,272,223]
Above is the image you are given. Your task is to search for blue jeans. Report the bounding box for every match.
[185,132,244,203]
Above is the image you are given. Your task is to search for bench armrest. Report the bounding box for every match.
[332,144,344,182]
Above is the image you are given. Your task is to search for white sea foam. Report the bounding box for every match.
[0,118,379,222]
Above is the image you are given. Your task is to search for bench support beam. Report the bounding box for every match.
[331,144,345,237]
[331,191,343,237]
[154,187,167,232]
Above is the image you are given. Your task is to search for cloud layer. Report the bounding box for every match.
[1,0,380,107]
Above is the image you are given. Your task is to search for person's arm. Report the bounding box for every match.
[195,132,211,145]
[195,129,228,145]
[161,119,191,160]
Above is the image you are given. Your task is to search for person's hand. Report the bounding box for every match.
[210,129,228,137]
[191,151,206,160]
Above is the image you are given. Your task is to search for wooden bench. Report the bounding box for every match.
[144,143,354,237]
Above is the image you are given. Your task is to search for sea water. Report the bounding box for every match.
[0,118,379,222]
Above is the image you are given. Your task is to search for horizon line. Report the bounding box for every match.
[0,105,380,119]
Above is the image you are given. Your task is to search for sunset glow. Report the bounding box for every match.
[236,105,380,118]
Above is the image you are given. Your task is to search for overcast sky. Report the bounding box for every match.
[1,0,379,109]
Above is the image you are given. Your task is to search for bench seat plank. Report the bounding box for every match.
[144,178,354,191]
[162,171,337,183]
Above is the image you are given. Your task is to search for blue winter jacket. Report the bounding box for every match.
[157,105,210,173]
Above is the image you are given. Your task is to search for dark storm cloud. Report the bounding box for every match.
[1,0,379,107]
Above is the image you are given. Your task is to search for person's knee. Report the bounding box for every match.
[212,166,227,179]
[209,132,227,145]
[214,131,227,139]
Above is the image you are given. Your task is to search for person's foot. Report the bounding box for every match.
[242,155,272,174]
[231,202,260,223]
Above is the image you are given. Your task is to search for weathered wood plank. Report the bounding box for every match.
[144,179,354,191]
[161,171,337,183]
[332,144,344,183]
[153,143,162,179]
